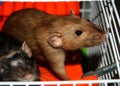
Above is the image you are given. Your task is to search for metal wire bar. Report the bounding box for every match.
[0,80,119,86]
[83,0,120,81]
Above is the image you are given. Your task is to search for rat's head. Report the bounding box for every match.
[0,42,40,81]
[47,12,106,50]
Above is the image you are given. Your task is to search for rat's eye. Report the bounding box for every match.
[75,30,83,36]
[87,19,90,22]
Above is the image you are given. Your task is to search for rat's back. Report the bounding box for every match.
[2,8,51,42]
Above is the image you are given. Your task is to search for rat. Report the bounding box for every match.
[2,8,106,80]
[0,31,40,81]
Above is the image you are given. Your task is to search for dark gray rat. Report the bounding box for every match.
[0,31,40,81]
[2,8,106,80]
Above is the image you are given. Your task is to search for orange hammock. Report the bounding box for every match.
[0,2,98,86]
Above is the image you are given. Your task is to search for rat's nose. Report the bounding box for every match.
[101,32,106,40]
[24,73,33,80]
[93,32,106,40]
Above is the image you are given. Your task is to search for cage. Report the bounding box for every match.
[0,0,120,86]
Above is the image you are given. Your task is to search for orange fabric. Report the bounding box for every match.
[0,2,79,16]
[0,17,6,31]
[39,63,98,86]
[23,2,33,8]
[45,2,56,15]
[39,64,83,81]
[35,2,45,11]
[56,2,67,15]
[39,50,98,86]
[13,2,24,11]
[2,2,12,16]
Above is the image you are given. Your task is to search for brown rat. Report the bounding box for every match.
[2,8,106,80]
[0,31,40,81]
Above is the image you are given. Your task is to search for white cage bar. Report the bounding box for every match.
[0,80,120,86]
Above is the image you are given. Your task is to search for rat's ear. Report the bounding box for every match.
[22,41,32,58]
[47,33,63,48]
[70,10,75,17]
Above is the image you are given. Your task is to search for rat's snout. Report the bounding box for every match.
[24,73,32,80]
[94,33,106,39]
[93,32,106,41]
[23,72,35,81]
[102,33,106,39]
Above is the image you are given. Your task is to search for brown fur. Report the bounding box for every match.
[2,8,106,80]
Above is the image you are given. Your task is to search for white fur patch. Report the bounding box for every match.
[0,69,4,73]
[5,51,21,59]
[10,59,23,66]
